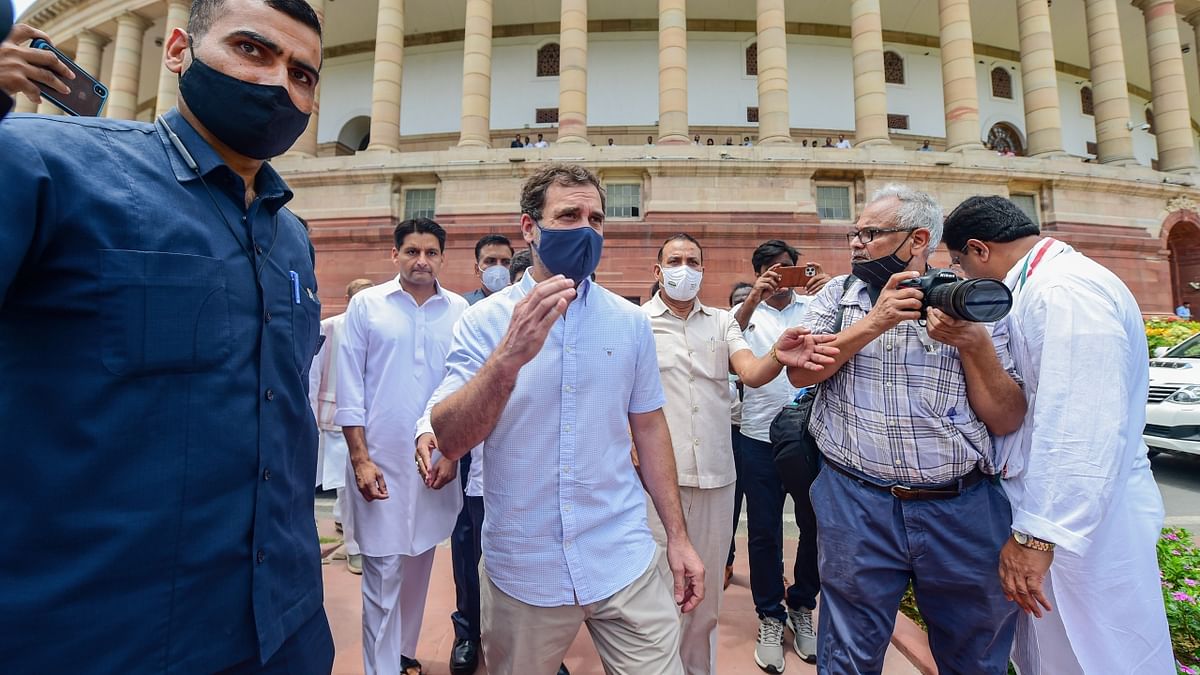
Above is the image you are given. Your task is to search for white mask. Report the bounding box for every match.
[660,265,703,302]
[481,264,510,293]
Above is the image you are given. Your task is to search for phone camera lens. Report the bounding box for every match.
[94,85,106,96]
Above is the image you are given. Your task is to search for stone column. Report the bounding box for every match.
[74,29,107,78]
[458,0,493,147]
[657,0,688,144]
[367,0,404,152]
[849,0,889,146]
[756,0,791,144]
[1135,0,1197,172]
[938,0,983,151]
[107,12,151,120]
[1084,0,1135,164]
[1016,0,1065,156]
[1188,12,1200,95]
[13,95,38,114]
[154,0,190,117]
[557,0,588,144]
[287,0,325,156]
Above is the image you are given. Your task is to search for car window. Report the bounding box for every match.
[1168,334,1200,358]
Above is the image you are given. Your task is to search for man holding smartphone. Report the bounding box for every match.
[732,239,832,671]
[0,1,332,672]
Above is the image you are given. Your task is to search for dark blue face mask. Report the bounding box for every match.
[533,222,604,285]
[179,46,310,160]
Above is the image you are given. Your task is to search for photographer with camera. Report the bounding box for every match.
[775,184,1026,673]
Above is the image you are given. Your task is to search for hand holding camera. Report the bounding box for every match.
[865,271,925,333]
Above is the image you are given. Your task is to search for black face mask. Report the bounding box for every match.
[178,48,310,160]
[852,230,914,288]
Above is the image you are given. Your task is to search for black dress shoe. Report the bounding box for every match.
[449,638,479,675]
[557,664,570,675]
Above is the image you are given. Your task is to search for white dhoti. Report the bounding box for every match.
[361,548,437,675]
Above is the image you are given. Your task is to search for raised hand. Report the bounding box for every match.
[0,25,74,104]
[773,327,839,371]
[494,275,576,369]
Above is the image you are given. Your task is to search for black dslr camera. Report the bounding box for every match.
[897,268,1013,323]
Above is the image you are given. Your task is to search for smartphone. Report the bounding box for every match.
[775,266,808,288]
[804,264,817,277]
[30,38,108,117]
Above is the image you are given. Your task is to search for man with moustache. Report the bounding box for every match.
[338,218,466,675]
[0,0,331,671]
[642,233,837,674]
[787,185,1025,673]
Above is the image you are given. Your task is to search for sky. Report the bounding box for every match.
[13,0,37,20]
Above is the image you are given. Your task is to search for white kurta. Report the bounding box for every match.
[993,239,1174,674]
[309,313,350,488]
[334,278,466,558]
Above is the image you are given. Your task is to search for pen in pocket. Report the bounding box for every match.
[289,271,301,304]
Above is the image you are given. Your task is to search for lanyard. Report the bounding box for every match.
[1015,238,1057,292]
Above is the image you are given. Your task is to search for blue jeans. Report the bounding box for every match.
[811,466,1018,675]
[739,433,818,621]
[450,453,486,641]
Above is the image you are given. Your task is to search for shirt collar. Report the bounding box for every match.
[646,291,711,319]
[383,274,449,306]
[522,268,594,305]
[155,108,293,212]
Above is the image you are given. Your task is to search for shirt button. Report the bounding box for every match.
[562,466,571,473]
[886,343,893,351]
[264,311,272,323]
[563,425,571,433]
[256,549,265,564]
[563,505,572,513]
[563,385,574,393]
[263,468,272,481]
[693,439,701,446]
[689,376,695,383]
[565,346,574,354]
[692,406,699,413]
[254,243,263,255]
[265,388,275,401]
[884,382,892,388]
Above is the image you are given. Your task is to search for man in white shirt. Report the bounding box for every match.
[944,196,1174,675]
[835,134,852,149]
[336,218,467,675]
[534,133,549,148]
[309,278,373,575]
[643,234,837,675]
[732,239,831,670]
[421,164,705,675]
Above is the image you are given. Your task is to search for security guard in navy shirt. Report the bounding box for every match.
[0,1,333,672]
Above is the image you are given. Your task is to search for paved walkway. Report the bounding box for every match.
[317,517,921,675]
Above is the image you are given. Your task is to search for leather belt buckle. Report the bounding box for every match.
[889,485,917,500]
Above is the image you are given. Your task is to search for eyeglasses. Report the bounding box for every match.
[845,227,915,245]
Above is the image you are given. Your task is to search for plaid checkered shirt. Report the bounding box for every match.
[803,275,1022,486]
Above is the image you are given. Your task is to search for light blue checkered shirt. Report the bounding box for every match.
[427,272,666,607]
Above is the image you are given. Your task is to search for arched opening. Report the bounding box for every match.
[537,43,560,77]
[884,51,904,85]
[337,116,372,154]
[986,122,1024,156]
[1168,217,1200,309]
[991,67,1013,99]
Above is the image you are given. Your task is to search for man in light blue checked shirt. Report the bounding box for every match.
[423,164,705,675]
[783,185,1027,674]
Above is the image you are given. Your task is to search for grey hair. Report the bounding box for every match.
[868,184,943,254]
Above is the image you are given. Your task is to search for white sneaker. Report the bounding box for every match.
[786,606,817,664]
[755,617,786,673]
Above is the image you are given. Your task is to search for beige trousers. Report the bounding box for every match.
[646,483,735,675]
[480,549,684,675]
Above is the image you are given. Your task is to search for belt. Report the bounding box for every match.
[823,460,989,501]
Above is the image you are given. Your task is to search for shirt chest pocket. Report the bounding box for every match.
[99,250,232,376]
[288,265,321,375]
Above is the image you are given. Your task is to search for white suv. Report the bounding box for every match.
[1145,332,1200,457]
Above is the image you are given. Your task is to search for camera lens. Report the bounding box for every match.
[925,278,1012,322]
[94,85,107,97]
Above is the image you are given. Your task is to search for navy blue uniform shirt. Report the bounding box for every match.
[0,109,325,673]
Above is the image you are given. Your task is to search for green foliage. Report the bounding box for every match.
[1159,528,1200,674]
[1146,318,1200,357]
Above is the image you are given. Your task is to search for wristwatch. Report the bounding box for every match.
[1012,530,1055,552]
